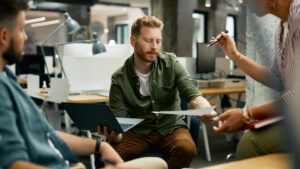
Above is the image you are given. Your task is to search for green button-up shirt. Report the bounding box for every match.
[109,52,201,136]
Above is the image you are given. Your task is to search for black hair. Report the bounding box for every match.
[0,0,29,30]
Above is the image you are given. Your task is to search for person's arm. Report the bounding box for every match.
[0,84,32,168]
[211,32,276,88]
[213,99,281,133]
[7,160,137,169]
[56,131,123,164]
[7,161,50,169]
[173,60,216,124]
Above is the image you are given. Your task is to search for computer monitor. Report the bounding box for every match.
[196,43,216,74]
[36,45,56,67]
[16,54,45,75]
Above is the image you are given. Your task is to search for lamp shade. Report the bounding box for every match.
[92,32,106,55]
[64,13,80,34]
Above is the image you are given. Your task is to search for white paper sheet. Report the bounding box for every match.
[152,106,216,116]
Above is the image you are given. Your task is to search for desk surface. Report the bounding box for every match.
[64,87,245,103]
[36,92,109,103]
[200,153,289,169]
[60,87,245,103]
[67,94,108,103]
[200,87,245,96]
[31,87,245,103]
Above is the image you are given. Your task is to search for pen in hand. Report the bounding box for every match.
[206,30,229,47]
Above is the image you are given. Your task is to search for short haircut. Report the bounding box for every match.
[131,16,164,37]
[0,0,29,30]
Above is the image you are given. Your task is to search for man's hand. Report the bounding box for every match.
[196,111,217,125]
[189,96,217,125]
[97,125,121,142]
[212,108,244,133]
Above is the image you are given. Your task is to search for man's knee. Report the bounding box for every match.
[172,139,197,158]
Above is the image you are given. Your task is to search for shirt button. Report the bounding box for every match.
[46,132,50,137]
[137,82,140,86]
[152,100,155,103]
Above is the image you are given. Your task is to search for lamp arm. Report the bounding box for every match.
[54,46,68,80]
[40,22,66,82]
[41,22,66,45]
[55,39,90,46]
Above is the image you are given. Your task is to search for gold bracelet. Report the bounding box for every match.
[248,107,254,118]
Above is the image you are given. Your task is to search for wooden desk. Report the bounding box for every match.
[66,87,245,103]
[67,94,108,103]
[36,91,109,103]
[200,87,245,96]
[200,153,289,169]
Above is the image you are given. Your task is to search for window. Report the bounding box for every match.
[226,15,236,40]
[192,12,206,58]
[226,15,237,71]
[115,24,129,44]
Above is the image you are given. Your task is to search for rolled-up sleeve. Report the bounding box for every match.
[0,84,29,168]
[174,60,202,103]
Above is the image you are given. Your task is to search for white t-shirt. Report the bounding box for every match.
[135,69,151,96]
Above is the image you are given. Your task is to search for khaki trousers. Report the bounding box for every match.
[236,123,287,160]
[112,128,197,169]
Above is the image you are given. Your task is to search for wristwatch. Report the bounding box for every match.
[95,138,102,154]
[242,107,256,124]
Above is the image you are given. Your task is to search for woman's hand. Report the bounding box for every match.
[210,32,241,62]
[212,108,244,133]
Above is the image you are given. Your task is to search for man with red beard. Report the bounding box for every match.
[99,16,216,169]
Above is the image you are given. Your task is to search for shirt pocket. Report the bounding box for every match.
[156,82,176,103]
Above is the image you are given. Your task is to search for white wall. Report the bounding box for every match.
[245,9,280,107]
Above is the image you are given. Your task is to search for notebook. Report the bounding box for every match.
[62,102,143,133]
[243,116,283,130]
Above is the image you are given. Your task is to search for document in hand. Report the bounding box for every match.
[152,106,216,116]
[243,116,283,130]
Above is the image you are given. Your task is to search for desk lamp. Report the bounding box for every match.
[92,32,106,54]
[54,32,106,79]
[40,12,80,80]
